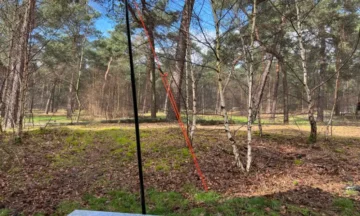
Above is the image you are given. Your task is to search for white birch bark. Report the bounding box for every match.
[75,39,84,123]
[211,0,244,171]
[245,0,257,172]
[189,50,197,141]
[295,0,317,143]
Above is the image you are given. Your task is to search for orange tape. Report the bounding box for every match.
[131,1,208,191]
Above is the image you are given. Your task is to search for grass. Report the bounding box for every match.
[333,198,360,216]
[2,123,360,215]
[5,188,334,216]
[0,209,11,216]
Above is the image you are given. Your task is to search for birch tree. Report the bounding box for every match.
[295,0,317,143]
[210,0,244,170]
[245,0,257,172]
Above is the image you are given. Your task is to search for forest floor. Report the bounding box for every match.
[1,122,360,215]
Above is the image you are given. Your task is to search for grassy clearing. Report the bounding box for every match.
[1,125,360,215]
[23,110,360,129]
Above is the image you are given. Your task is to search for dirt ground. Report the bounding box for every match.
[1,123,360,215]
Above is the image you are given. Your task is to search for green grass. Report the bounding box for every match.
[0,209,11,216]
[3,126,360,215]
[3,187,340,215]
[50,189,318,216]
[194,191,221,203]
[25,115,68,123]
[333,198,360,216]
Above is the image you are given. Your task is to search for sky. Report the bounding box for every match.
[89,0,115,37]
[88,0,216,38]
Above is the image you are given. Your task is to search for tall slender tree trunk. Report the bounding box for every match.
[266,77,272,113]
[326,44,341,139]
[271,62,280,120]
[296,0,316,143]
[142,70,150,114]
[211,0,244,171]
[45,89,52,114]
[50,82,56,113]
[75,39,85,123]
[251,55,273,122]
[189,61,197,141]
[185,43,190,118]
[166,0,195,121]
[148,25,157,118]
[317,26,326,122]
[5,0,35,134]
[186,34,191,129]
[102,57,112,117]
[164,93,168,115]
[67,71,74,119]
[246,0,257,172]
[281,62,289,124]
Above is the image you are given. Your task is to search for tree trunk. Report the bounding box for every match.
[281,61,289,124]
[148,25,157,118]
[142,69,150,114]
[326,43,341,139]
[164,93,168,115]
[211,0,244,171]
[266,76,272,113]
[295,0,316,143]
[252,54,273,122]
[271,62,280,120]
[189,62,197,141]
[185,42,190,119]
[258,109,262,137]
[246,0,257,172]
[317,26,326,122]
[75,38,85,123]
[102,57,112,117]
[50,82,56,113]
[166,0,195,121]
[5,0,35,134]
[45,91,52,114]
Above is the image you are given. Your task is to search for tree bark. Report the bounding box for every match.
[326,43,341,139]
[142,69,150,114]
[4,0,35,134]
[266,76,272,113]
[246,0,257,172]
[281,63,289,124]
[211,0,244,171]
[147,25,157,118]
[296,0,316,143]
[271,62,280,120]
[252,54,273,122]
[75,38,85,123]
[189,62,197,141]
[317,25,327,122]
[166,0,195,121]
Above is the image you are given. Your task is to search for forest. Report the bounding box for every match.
[1,0,360,215]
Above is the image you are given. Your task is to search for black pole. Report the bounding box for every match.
[125,0,146,214]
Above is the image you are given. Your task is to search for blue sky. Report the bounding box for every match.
[89,0,115,37]
[88,0,216,38]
